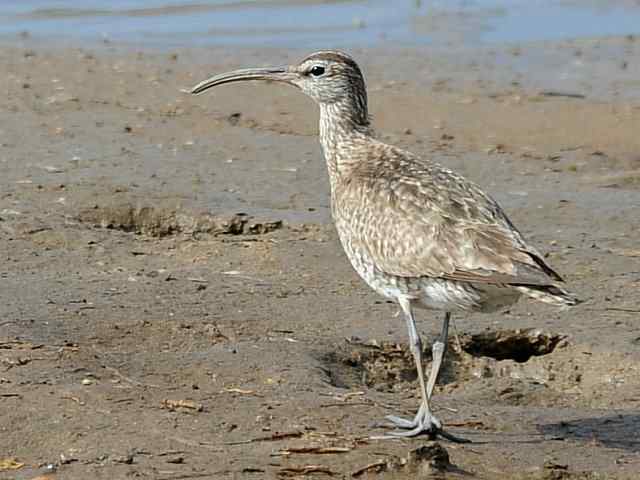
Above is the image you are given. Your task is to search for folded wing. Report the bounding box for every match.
[338,153,563,287]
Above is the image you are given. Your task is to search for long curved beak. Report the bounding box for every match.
[191,66,295,95]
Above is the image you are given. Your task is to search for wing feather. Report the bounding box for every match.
[335,146,562,287]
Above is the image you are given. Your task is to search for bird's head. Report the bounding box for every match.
[191,50,367,109]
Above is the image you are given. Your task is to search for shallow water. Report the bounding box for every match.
[1,0,640,48]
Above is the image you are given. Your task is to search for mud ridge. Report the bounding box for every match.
[78,202,283,237]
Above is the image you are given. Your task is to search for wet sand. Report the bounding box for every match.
[1,38,640,479]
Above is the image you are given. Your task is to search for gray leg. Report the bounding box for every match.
[373,296,438,438]
[426,312,450,399]
[375,309,469,443]
[450,315,464,353]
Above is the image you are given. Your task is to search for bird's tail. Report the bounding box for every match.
[514,284,581,308]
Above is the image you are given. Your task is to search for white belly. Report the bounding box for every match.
[338,232,521,313]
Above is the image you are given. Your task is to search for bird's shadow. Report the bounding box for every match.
[538,413,640,452]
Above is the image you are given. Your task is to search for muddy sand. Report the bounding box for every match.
[1,39,640,479]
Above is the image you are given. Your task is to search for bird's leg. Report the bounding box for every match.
[376,308,469,443]
[373,297,439,438]
[386,308,447,429]
[426,312,450,399]
[382,298,434,433]
[450,314,464,353]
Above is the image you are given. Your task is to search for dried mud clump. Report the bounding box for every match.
[515,461,609,480]
[78,203,282,237]
[352,442,456,478]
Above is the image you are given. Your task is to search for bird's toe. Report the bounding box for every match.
[384,414,419,429]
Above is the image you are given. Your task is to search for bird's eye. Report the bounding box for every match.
[309,65,325,77]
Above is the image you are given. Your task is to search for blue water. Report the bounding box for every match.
[0,0,639,48]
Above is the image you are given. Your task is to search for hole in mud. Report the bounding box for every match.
[460,329,563,363]
[319,338,458,391]
[320,341,419,390]
[319,329,564,390]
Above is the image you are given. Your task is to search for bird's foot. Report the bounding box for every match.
[372,410,470,443]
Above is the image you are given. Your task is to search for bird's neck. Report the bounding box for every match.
[319,99,372,179]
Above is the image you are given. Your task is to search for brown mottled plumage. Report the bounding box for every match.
[191,50,578,442]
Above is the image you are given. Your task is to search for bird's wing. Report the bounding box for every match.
[337,152,562,286]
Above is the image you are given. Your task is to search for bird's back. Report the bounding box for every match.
[330,138,578,309]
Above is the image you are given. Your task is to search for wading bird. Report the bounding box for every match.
[191,51,578,441]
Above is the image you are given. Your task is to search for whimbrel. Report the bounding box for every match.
[191,51,578,442]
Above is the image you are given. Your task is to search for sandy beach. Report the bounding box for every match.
[1,25,640,480]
